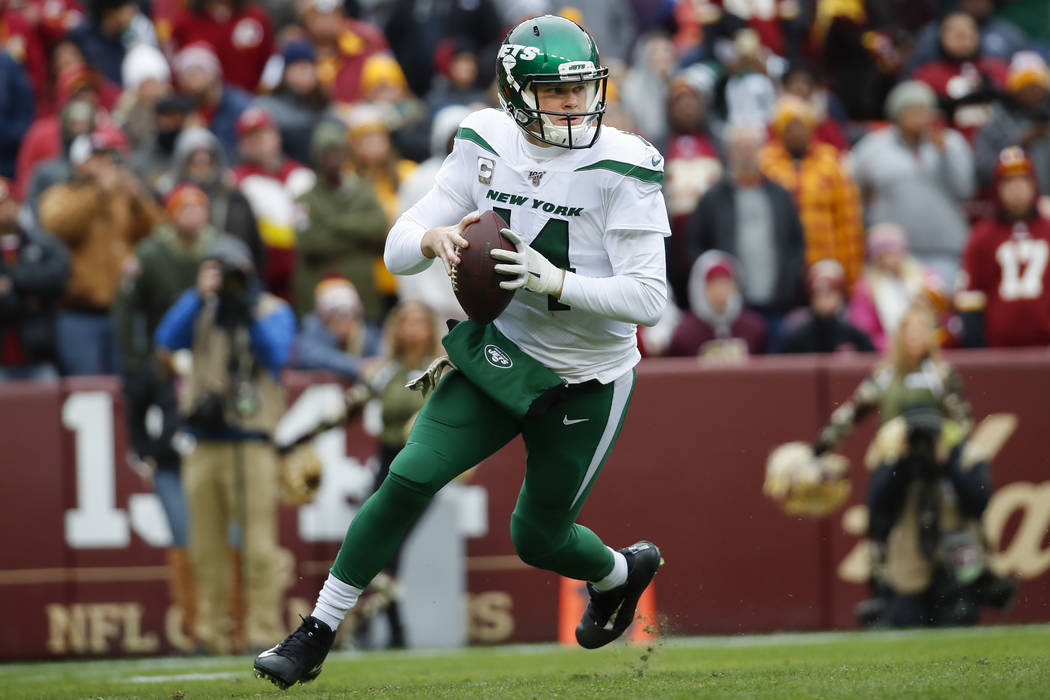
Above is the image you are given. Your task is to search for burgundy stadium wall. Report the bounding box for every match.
[1,350,1048,659]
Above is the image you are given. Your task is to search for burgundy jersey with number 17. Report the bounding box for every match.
[962,217,1050,347]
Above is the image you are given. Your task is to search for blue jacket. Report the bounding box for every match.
[291,313,380,379]
[209,86,253,164]
[0,52,35,179]
[68,23,125,86]
[155,288,297,378]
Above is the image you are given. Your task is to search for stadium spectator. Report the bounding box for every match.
[662,68,722,308]
[130,94,194,194]
[15,62,122,200]
[778,63,847,152]
[424,36,489,115]
[383,0,503,97]
[290,277,379,377]
[112,183,220,646]
[23,100,97,220]
[759,95,864,290]
[155,234,296,655]
[679,0,803,61]
[813,301,1013,627]
[687,123,806,334]
[907,0,1029,74]
[911,12,1008,143]
[780,259,875,354]
[357,52,428,163]
[666,251,767,359]
[975,51,1050,198]
[849,80,975,288]
[67,0,153,87]
[39,133,162,375]
[956,146,1050,348]
[809,0,906,121]
[169,0,275,93]
[295,0,388,105]
[345,104,415,228]
[553,0,637,65]
[158,126,265,272]
[114,43,173,150]
[394,104,469,322]
[114,183,221,381]
[721,28,778,128]
[621,32,676,146]
[0,50,36,179]
[251,40,334,166]
[172,41,252,163]
[848,223,945,353]
[0,0,50,115]
[292,120,387,322]
[231,106,316,302]
[0,178,68,380]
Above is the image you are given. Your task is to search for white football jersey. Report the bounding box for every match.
[422,108,670,383]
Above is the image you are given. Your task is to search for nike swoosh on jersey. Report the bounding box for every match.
[563,416,589,425]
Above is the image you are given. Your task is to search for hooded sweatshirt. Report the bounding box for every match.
[159,126,265,273]
[666,251,767,357]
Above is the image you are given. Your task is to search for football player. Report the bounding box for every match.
[956,146,1050,347]
[254,15,669,688]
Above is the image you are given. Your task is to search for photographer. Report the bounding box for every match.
[814,301,1014,626]
[155,235,296,654]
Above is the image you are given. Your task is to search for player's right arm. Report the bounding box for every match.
[384,137,478,276]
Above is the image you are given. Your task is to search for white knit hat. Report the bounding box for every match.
[122,43,171,91]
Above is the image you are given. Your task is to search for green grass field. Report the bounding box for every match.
[2,625,1049,699]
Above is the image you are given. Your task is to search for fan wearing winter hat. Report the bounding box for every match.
[957,146,1050,348]
[666,251,768,359]
[250,40,336,165]
[173,41,253,162]
[781,260,875,355]
[849,80,974,289]
[975,51,1050,198]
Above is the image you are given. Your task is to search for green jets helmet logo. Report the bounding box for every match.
[496,15,609,149]
[484,344,513,369]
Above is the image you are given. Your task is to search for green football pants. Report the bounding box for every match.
[331,368,635,589]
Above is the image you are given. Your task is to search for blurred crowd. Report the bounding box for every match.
[0,0,1045,651]
[0,1,1046,380]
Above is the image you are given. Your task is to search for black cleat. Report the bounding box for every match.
[253,616,335,690]
[576,540,662,649]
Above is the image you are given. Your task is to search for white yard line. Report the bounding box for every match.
[125,671,243,683]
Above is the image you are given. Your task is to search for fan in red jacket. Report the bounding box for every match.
[0,2,50,115]
[169,0,274,93]
[230,107,314,301]
[911,11,1008,143]
[956,146,1050,347]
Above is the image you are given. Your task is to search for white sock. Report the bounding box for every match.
[592,548,628,591]
[310,573,362,632]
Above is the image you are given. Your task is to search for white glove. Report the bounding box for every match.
[491,228,565,296]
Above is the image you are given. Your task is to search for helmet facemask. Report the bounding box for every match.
[501,67,609,149]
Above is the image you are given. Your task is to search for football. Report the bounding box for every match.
[451,210,516,324]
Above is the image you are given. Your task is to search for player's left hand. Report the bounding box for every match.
[492,228,565,297]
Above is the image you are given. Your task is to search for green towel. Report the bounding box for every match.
[441,320,568,419]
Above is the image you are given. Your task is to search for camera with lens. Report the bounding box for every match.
[901,405,944,478]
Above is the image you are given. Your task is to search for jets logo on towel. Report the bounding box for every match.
[484,345,513,369]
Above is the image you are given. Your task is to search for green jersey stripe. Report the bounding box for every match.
[574,159,663,184]
[456,127,499,157]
